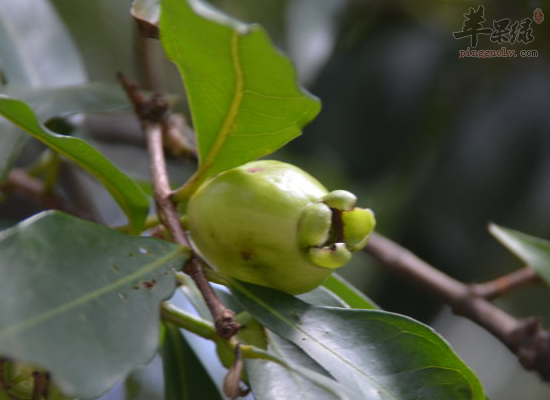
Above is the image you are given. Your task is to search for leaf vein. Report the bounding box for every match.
[232,282,398,399]
[243,90,305,100]
[238,107,288,120]
[0,249,185,340]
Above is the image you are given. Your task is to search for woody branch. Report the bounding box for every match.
[364,233,550,381]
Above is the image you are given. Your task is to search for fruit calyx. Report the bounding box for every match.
[298,190,375,269]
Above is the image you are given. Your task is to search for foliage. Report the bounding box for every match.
[0,96,149,232]
[159,0,320,199]
[0,0,549,399]
[0,212,188,398]
[490,224,550,288]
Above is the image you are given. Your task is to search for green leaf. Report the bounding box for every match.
[232,281,486,400]
[0,0,86,181]
[0,96,149,232]
[489,223,550,287]
[0,211,189,398]
[297,285,348,308]
[322,274,378,309]
[247,344,357,400]
[160,0,321,200]
[0,122,26,183]
[162,323,223,400]
[246,330,341,400]
[172,279,354,399]
[3,83,132,123]
[0,0,85,87]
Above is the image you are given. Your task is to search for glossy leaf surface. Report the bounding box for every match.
[246,330,340,400]
[0,96,149,231]
[160,0,321,198]
[0,212,189,398]
[232,281,485,400]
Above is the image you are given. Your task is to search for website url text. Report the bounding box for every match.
[459,47,538,58]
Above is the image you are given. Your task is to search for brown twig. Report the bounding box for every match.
[0,167,92,221]
[364,232,550,382]
[470,266,541,300]
[1,169,66,211]
[184,258,240,338]
[144,121,189,246]
[118,74,240,339]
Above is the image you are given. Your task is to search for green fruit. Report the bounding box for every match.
[187,160,375,294]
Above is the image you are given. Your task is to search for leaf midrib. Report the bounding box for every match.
[234,283,482,400]
[0,248,186,341]
[268,335,321,400]
[192,31,244,186]
[232,282,396,399]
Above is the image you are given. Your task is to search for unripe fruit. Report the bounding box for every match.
[187,160,375,294]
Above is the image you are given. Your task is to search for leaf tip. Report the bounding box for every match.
[487,221,499,235]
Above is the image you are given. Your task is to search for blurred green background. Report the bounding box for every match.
[2,0,550,398]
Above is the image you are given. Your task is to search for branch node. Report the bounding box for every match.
[117,73,169,124]
[184,258,241,339]
[509,317,550,381]
[215,308,241,339]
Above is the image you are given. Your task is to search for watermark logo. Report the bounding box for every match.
[534,8,544,24]
[453,6,542,58]
[453,6,493,48]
